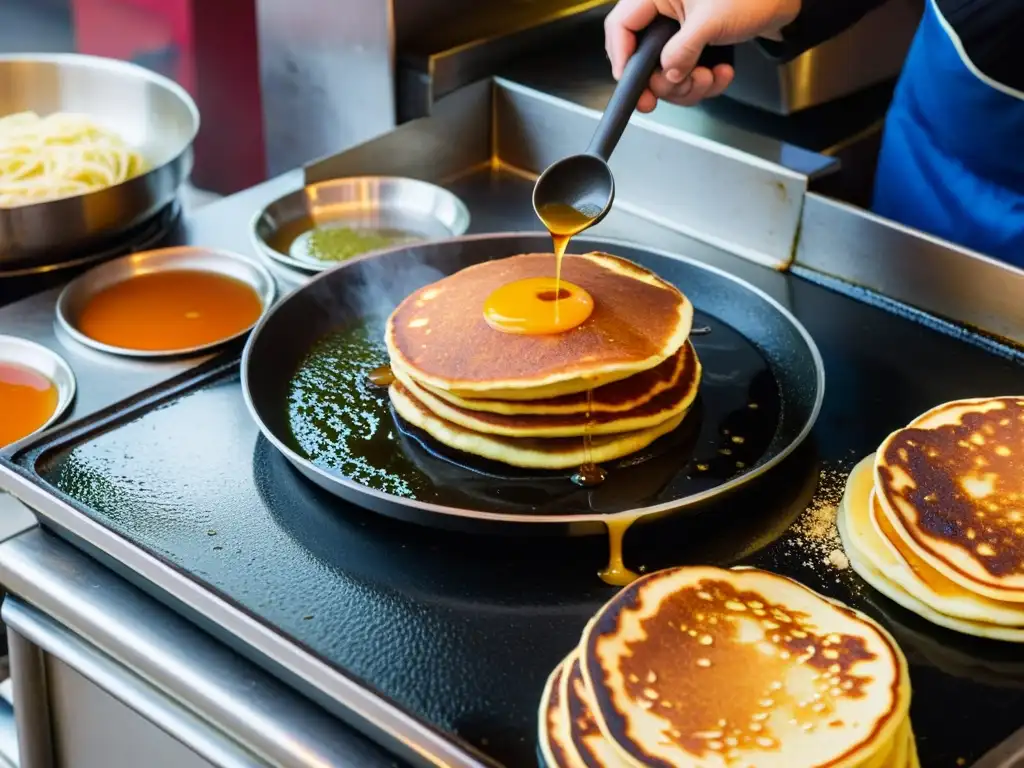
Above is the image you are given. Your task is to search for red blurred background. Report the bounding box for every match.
[4,0,269,194]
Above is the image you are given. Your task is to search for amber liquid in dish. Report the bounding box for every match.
[0,362,58,447]
[77,270,263,352]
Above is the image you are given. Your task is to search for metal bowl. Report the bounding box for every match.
[252,176,471,272]
[0,54,199,272]
[0,335,76,449]
[56,247,276,359]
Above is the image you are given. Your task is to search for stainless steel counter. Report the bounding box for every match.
[0,75,1023,768]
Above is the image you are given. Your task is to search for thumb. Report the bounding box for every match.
[659,9,719,79]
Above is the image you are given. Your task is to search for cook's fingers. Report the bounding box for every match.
[650,65,733,107]
[704,64,735,99]
[636,89,659,113]
[649,70,694,101]
[604,0,660,79]
[659,9,720,81]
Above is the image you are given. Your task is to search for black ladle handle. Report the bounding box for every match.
[587,16,734,161]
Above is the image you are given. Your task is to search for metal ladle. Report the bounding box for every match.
[532,17,730,231]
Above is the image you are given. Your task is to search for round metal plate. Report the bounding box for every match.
[56,246,276,359]
[0,335,76,449]
[242,233,825,532]
[251,176,471,273]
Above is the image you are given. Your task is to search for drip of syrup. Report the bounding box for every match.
[599,516,641,586]
[481,201,601,336]
[572,388,607,487]
[537,201,603,297]
[367,364,395,388]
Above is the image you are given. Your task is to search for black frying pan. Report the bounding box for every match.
[241,233,824,533]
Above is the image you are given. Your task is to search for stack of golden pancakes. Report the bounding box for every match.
[839,396,1024,641]
[538,566,917,768]
[385,252,701,470]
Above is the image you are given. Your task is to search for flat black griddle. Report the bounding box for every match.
[7,241,1024,768]
[241,234,824,532]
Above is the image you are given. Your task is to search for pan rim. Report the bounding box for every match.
[240,232,826,526]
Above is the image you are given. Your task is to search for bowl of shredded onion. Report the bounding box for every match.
[0,54,199,273]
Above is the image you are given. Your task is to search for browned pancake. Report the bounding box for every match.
[875,397,1024,601]
[389,380,687,469]
[562,653,628,767]
[539,661,575,768]
[386,252,692,399]
[392,342,701,438]
[580,566,909,768]
[416,343,689,416]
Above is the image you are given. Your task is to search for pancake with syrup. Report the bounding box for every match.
[411,343,688,417]
[392,341,700,439]
[579,566,910,768]
[839,455,1024,641]
[390,380,686,470]
[874,397,1024,603]
[385,252,692,400]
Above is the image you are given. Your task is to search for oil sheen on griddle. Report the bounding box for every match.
[290,314,779,513]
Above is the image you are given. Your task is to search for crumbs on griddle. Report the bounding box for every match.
[786,467,860,589]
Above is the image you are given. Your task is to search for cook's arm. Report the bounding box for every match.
[757,0,890,61]
[761,0,1023,93]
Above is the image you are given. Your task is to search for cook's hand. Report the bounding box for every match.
[605,0,801,111]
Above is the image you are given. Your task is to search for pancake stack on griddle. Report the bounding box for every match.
[538,565,918,768]
[839,396,1024,641]
[385,252,701,469]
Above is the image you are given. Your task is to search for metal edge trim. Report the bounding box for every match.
[794,192,1024,347]
[53,247,277,359]
[239,231,826,525]
[3,598,261,768]
[491,78,806,181]
[0,468,494,768]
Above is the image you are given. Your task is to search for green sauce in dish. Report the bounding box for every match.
[305,227,412,263]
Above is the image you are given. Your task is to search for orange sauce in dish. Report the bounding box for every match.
[0,362,58,447]
[77,270,263,352]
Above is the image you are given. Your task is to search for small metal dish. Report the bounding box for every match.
[252,176,471,272]
[56,246,276,359]
[0,335,76,448]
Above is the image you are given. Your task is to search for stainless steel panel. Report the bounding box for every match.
[0,530,479,768]
[305,80,493,187]
[6,601,249,768]
[44,657,219,768]
[493,80,806,268]
[255,0,397,176]
[395,0,611,118]
[7,628,47,768]
[795,192,1024,345]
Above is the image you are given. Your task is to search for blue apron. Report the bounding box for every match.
[872,0,1024,267]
